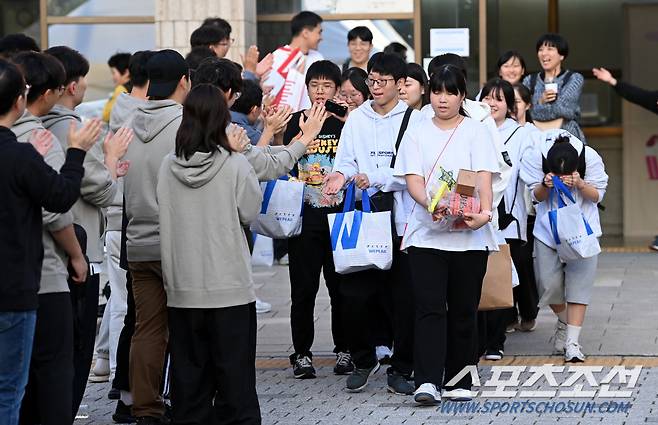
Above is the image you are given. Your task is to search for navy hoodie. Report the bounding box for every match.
[0,126,85,311]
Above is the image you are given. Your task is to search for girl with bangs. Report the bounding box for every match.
[394,65,500,405]
[480,78,537,360]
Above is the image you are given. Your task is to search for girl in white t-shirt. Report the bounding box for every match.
[520,131,608,362]
[394,65,500,405]
[480,78,536,360]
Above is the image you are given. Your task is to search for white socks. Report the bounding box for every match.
[557,310,568,325]
[120,390,133,406]
[566,324,582,345]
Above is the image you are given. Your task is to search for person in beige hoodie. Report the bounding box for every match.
[158,85,328,424]
[41,46,132,389]
[122,49,190,423]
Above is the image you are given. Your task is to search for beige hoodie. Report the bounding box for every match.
[157,147,262,308]
[41,104,117,263]
[123,99,182,262]
[12,111,73,294]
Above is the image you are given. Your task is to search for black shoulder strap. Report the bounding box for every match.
[504,126,522,146]
[390,107,413,168]
[577,145,586,178]
[562,70,573,87]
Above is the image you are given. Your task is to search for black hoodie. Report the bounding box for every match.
[0,126,86,311]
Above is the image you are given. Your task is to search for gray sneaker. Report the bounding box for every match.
[553,320,567,354]
[387,369,414,395]
[346,363,380,392]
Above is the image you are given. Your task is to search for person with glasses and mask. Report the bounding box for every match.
[324,53,423,395]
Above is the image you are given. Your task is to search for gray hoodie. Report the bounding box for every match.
[12,111,73,294]
[243,141,308,182]
[42,104,117,263]
[157,147,262,308]
[123,99,182,262]
[106,93,146,232]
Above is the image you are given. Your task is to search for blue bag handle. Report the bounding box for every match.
[260,176,304,217]
[342,181,356,213]
[549,176,595,246]
[361,189,371,213]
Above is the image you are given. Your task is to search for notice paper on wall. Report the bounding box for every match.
[430,28,470,57]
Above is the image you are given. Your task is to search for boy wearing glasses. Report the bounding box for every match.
[323,53,423,395]
[282,60,351,380]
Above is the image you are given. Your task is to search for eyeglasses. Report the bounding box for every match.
[365,78,395,88]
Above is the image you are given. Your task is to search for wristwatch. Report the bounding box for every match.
[481,210,493,222]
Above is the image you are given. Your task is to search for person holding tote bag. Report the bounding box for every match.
[520,131,608,363]
[394,65,500,406]
[479,78,535,361]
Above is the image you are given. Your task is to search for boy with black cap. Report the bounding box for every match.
[123,49,190,424]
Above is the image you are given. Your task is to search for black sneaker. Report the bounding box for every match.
[108,387,120,400]
[291,354,316,379]
[346,363,380,392]
[333,352,354,375]
[387,369,414,395]
[112,400,135,423]
[484,349,504,361]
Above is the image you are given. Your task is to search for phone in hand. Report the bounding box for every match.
[324,99,348,117]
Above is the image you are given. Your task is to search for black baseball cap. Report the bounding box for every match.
[146,49,189,98]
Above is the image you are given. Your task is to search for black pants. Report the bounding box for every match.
[339,246,414,375]
[287,205,347,358]
[112,271,134,391]
[19,293,74,425]
[510,219,539,322]
[70,273,99,416]
[408,247,488,390]
[168,303,261,425]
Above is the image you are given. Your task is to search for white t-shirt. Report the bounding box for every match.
[394,116,500,252]
[520,130,608,249]
[498,118,533,241]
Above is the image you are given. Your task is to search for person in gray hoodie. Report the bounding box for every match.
[11,51,103,425]
[42,46,133,389]
[157,82,262,425]
[107,50,153,421]
[122,49,190,424]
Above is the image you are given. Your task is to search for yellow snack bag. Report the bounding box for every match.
[427,180,449,213]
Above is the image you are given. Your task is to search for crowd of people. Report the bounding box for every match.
[0,9,625,425]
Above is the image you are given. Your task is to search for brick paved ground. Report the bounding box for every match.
[78,252,658,424]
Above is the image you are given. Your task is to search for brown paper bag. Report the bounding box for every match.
[478,244,514,311]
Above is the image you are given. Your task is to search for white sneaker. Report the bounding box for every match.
[278,254,289,265]
[553,320,567,354]
[89,358,110,382]
[443,388,474,401]
[413,383,440,405]
[564,342,586,363]
[376,345,393,362]
[255,298,272,314]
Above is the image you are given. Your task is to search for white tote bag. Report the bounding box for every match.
[251,234,274,267]
[327,183,393,274]
[250,178,305,239]
[548,176,601,262]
